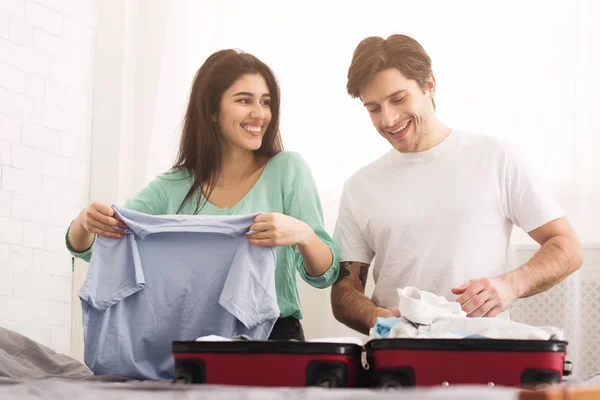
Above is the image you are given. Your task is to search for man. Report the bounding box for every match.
[331,34,583,335]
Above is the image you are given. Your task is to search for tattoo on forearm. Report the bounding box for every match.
[359,266,368,288]
[335,261,370,288]
[335,262,352,283]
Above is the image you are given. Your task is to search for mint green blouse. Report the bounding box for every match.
[66,151,340,319]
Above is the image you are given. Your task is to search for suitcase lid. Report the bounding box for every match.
[366,338,568,352]
[172,340,363,355]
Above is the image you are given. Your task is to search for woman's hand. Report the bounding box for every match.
[77,202,127,239]
[247,212,311,247]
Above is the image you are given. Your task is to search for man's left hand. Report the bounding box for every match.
[451,277,518,318]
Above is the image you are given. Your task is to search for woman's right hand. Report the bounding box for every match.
[77,202,127,239]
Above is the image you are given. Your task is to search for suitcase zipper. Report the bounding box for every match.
[361,349,370,370]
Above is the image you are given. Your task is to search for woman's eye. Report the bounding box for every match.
[392,97,406,104]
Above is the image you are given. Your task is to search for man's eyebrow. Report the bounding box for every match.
[363,89,407,107]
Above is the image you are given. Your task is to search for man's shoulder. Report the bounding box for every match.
[344,151,392,190]
[454,129,515,159]
[455,129,507,147]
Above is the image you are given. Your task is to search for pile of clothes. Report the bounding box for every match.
[370,286,564,341]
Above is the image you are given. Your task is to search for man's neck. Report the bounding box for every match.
[415,118,451,152]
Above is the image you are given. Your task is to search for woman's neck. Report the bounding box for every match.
[218,147,260,186]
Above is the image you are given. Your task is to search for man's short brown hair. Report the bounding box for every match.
[347,34,433,101]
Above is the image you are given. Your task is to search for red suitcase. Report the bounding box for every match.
[365,338,572,388]
[172,340,364,387]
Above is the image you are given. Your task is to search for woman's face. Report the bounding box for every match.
[215,73,272,153]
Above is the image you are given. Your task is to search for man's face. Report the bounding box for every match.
[360,68,436,153]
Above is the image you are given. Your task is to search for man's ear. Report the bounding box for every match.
[426,72,436,98]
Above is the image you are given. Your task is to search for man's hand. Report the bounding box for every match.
[332,261,398,334]
[451,276,518,318]
[376,307,401,319]
[370,307,401,327]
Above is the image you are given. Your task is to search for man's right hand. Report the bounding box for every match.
[370,307,401,327]
[77,202,127,239]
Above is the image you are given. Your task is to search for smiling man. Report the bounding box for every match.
[331,34,584,335]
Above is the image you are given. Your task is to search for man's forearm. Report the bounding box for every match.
[331,285,381,335]
[504,234,583,298]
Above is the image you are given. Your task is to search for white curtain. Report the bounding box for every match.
[99,0,600,376]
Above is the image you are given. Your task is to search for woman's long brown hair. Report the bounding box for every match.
[173,49,283,214]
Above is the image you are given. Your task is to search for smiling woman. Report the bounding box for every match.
[65,49,341,354]
[171,50,282,214]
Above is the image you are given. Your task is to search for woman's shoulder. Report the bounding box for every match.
[137,168,193,196]
[265,151,317,197]
[268,151,310,170]
[156,167,193,182]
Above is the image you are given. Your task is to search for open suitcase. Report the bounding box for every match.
[172,340,364,387]
[365,338,572,388]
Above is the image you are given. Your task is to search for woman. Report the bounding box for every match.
[66,49,339,341]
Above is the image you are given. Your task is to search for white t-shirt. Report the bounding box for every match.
[333,129,564,310]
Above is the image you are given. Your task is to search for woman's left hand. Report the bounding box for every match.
[247,212,311,247]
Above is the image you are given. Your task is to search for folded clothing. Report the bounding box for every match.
[369,286,564,341]
[398,286,466,325]
[196,335,252,342]
[383,316,564,340]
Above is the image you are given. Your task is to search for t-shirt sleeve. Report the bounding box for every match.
[283,152,340,289]
[333,183,375,264]
[78,233,146,311]
[219,238,279,330]
[503,145,565,233]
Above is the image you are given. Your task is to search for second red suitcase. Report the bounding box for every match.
[366,338,572,388]
[172,340,364,387]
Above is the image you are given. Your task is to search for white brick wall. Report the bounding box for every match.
[0,0,97,356]
[10,18,33,47]
[0,15,8,38]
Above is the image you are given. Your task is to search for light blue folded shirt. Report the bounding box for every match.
[78,206,279,380]
[371,317,402,338]
[371,317,488,339]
